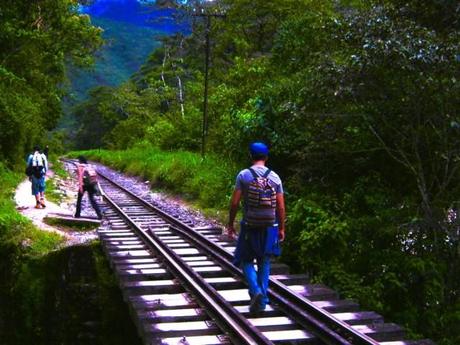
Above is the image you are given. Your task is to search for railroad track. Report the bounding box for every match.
[65,160,434,345]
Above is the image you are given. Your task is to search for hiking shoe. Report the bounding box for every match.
[249,293,264,313]
[35,204,42,209]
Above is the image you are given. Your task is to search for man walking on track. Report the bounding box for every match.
[75,156,103,220]
[227,142,286,313]
[26,146,48,209]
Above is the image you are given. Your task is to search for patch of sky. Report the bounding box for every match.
[78,0,189,34]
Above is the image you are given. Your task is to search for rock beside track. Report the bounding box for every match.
[15,160,224,247]
[93,163,223,229]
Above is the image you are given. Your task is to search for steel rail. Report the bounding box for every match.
[96,169,379,345]
[102,181,275,345]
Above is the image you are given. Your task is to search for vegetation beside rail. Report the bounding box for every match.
[75,144,459,344]
[45,157,70,204]
[0,0,458,344]
[0,162,61,340]
[0,162,140,344]
[67,1,457,343]
[73,145,237,217]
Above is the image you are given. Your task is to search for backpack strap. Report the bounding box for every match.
[248,168,259,179]
[33,152,43,167]
[249,168,271,179]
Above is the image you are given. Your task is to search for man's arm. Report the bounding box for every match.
[43,154,48,173]
[77,165,84,193]
[276,192,286,241]
[227,189,242,238]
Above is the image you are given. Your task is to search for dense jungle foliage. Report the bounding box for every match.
[1,0,459,344]
[72,1,459,343]
[0,1,134,344]
[0,0,102,169]
[0,160,140,344]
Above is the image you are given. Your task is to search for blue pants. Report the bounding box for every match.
[242,256,271,308]
[234,223,280,309]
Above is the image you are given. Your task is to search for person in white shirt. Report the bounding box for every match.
[26,146,48,209]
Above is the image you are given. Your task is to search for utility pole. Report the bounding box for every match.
[193,5,225,158]
[202,15,211,158]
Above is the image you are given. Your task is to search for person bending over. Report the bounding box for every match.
[75,156,103,219]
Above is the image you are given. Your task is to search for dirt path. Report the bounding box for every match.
[15,177,67,231]
[15,160,223,246]
[14,168,98,246]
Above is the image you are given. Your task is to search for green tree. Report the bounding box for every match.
[0,0,102,168]
[270,5,459,343]
[67,2,459,342]
[73,86,123,149]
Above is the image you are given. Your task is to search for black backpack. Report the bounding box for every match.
[26,153,44,178]
[32,166,44,178]
[25,164,34,177]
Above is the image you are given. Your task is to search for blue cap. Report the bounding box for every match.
[249,142,269,156]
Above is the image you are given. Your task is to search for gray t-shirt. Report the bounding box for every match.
[235,165,283,221]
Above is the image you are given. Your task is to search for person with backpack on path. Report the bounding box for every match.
[227,142,286,313]
[26,146,48,209]
[75,156,103,219]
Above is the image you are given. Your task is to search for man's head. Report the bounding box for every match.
[78,155,88,164]
[249,142,269,162]
[33,145,40,152]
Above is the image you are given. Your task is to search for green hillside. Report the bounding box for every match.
[60,16,161,129]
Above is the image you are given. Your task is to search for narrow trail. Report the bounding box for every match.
[14,160,222,247]
[15,174,70,229]
[14,167,99,246]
